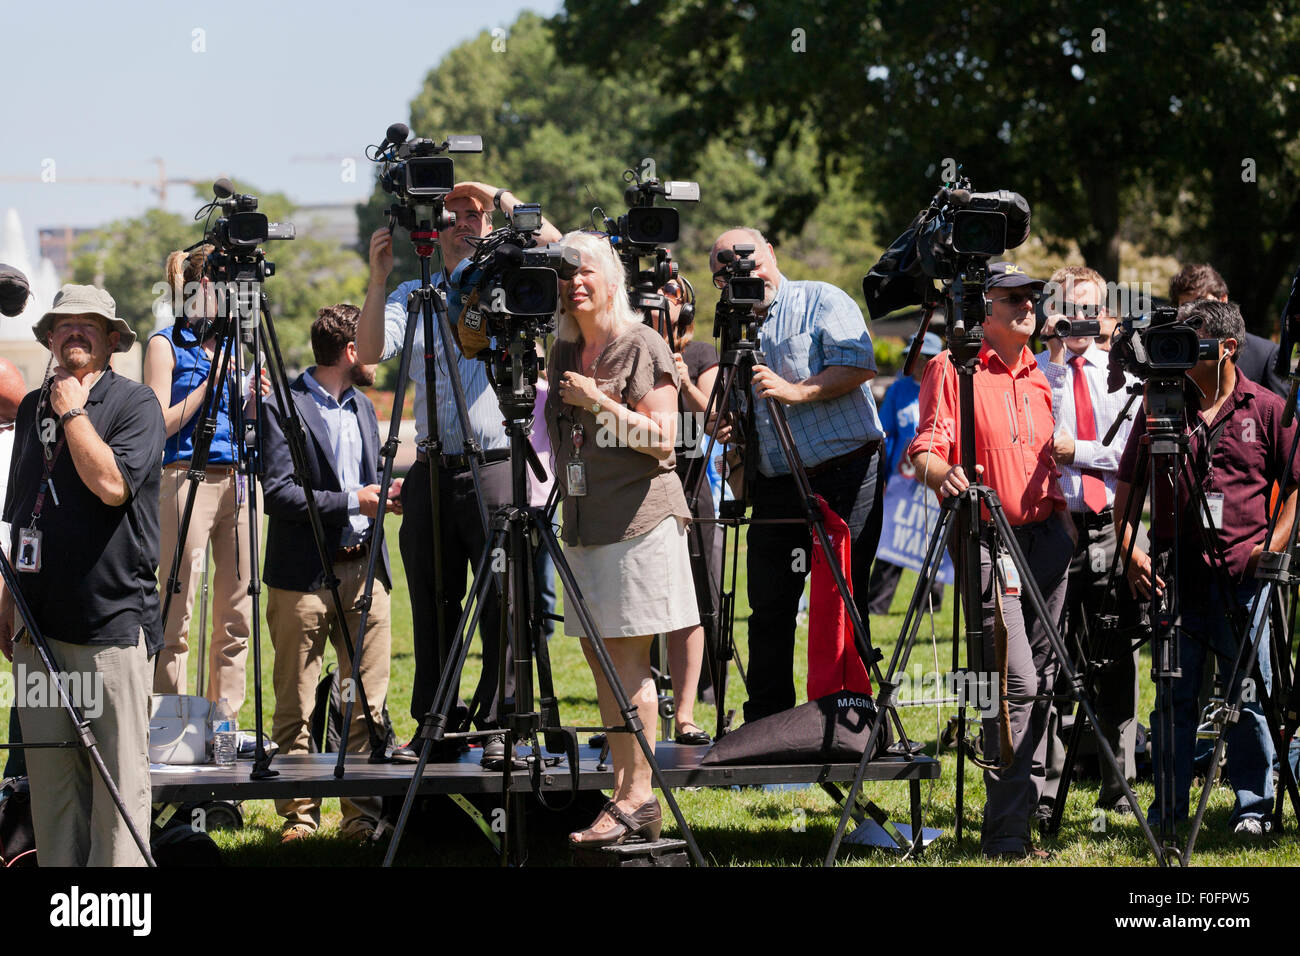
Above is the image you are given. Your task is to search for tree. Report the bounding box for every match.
[72,183,366,366]
[355,10,884,318]
[553,0,1300,331]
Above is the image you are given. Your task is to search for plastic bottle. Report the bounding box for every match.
[212,698,237,768]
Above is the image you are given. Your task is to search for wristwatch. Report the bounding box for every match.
[493,188,508,211]
[59,407,85,427]
[590,399,602,414]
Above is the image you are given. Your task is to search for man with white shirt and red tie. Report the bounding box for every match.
[1035,265,1141,820]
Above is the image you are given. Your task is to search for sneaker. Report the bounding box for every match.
[1233,817,1267,839]
[340,820,377,845]
[280,823,315,844]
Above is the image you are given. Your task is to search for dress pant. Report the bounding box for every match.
[154,469,256,713]
[14,630,152,867]
[401,458,515,729]
[968,517,1072,855]
[1041,513,1140,807]
[268,559,391,833]
[745,444,884,722]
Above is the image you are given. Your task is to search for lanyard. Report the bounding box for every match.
[30,427,67,526]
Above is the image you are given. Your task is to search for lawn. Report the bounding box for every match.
[5,510,1295,867]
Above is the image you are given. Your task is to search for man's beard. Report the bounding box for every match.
[350,364,376,388]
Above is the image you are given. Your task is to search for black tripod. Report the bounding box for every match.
[0,549,156,866]
[822,279,1166,865]
[335,221,491,781]
[382,330,706,866]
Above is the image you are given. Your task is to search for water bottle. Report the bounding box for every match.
[212,698,237,767]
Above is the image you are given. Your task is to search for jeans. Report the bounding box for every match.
[1147,577,1275,826]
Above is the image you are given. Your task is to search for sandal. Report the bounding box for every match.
[568,798,662,847]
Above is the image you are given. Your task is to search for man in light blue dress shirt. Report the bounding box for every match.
[709,228,887,721]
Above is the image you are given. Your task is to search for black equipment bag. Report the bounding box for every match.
[701,692,893,766]
[309,664,399,755]
[0,777,36,867]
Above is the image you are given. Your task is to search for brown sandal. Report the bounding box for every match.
[568,798,662,847]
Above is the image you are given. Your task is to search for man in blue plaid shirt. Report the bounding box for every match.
[709,228,885,721]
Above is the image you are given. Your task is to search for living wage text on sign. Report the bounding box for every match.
[874,474,954,584]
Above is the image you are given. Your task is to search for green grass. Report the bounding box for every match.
[6,515,1296,866]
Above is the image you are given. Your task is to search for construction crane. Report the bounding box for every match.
[0,158,210,207]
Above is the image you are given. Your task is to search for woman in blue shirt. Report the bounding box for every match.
[145,246,261,714]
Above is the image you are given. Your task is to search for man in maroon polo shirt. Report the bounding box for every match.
[1116,299,1300,836]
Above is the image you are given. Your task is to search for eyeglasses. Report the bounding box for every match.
[989,291,1040,308]
[1061,301,1105,318]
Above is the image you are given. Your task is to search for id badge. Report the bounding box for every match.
[997,552,1020,596]
[16,527,42,573]
[1206,492,1225,530]
[567,459,589,497]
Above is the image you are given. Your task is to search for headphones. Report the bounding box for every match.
[674,275,696,341]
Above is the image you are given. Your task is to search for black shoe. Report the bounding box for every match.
[674,723,712,746]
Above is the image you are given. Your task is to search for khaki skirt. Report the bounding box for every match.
[560,515,701,638]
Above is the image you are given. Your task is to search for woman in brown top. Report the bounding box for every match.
[546,231,699,847]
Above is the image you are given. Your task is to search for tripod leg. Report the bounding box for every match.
[824,506,957,865]
[381,530,504,867]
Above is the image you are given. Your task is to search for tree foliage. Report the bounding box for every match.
[71,183,366,366]
[356,10,883,318]
[553,0,1300,331]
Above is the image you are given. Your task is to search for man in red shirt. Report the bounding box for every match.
[909,261,1075,859]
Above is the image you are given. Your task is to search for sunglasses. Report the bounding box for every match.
[989,291,1040,307]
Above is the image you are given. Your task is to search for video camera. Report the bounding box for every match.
[712,243,767,351]
[600,166,700,343]
[1107,305,1218,430]
[368,122,482,235]
[176,180,295,344]
[862,174,1031,322]
[448,203,579,416]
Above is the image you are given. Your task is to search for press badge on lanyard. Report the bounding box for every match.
[1206,492,1224,530]
[997,551,1021,596]
[567,421,588,497]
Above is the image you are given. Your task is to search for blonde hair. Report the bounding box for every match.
[553,231,638,343]
[165,245,213,315]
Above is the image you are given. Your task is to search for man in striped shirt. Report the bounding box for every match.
[357,182,560,762]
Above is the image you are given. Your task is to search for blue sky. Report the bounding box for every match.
[0,0,560,254]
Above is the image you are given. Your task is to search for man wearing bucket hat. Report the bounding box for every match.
[909,261,1075,859]
[866,329,946,614]
[0,284,164,866]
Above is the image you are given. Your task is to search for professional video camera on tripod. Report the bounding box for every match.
[599,165,700,345]
[824,174,1166,864]
[157,179,333,780]
[380,210,707,866]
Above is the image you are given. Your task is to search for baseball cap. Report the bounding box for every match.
[907,331,944,355]
[987,261,1045,291]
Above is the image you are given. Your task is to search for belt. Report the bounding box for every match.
[805,439,882,478]
[164,460,237,478]
[415,448,511,471]
[333,540,370,563]
[1071,507,1114,530]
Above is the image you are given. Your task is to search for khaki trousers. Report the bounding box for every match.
[14,631,152,867]
[154,468,257,712]
[267,559,391,833]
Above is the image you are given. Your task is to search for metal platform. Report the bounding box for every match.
[150,743,940,803]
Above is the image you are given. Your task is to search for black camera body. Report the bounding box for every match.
[713,244,767,351]
[863,175,1031,322]
[1108,305,1219,431]
[370,123,482,235]
[602,168,700,343]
